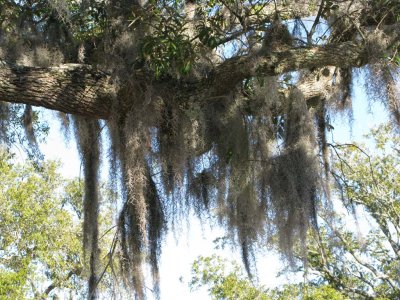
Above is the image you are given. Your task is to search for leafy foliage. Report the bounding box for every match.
[303,124,400,299]
[190,255,347,300]
[0,152,115,299]
[0,152,82,298]
[191,255,269,300]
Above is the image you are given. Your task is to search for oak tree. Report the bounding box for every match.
[0,0,399,298]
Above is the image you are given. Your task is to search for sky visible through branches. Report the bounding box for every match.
[19,70,387,299]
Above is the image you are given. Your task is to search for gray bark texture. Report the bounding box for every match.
[0,62,114,119]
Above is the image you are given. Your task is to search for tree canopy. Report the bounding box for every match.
[304,124,400,299]
[0,153,83,299]
[190,254,347,300]
[0,0,399,298]
[0,152,116,298]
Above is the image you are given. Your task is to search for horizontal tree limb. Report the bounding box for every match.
[0,62,115,119]
[206,41,368,96]
[0,39,390,118]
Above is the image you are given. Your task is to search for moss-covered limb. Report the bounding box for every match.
[0,34,396,119]
[203,41,368,96]
[0,62,114,119]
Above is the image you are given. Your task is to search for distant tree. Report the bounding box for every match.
[0,0,400,297]
[0,152,114,298]
[0,152,82,298]
[303,124,400,299]
[190,255,346,300]
[190,255,269,300]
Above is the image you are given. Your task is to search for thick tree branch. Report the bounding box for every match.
[0,62,115,119]
[232,42,364,83]
[0,40,387,118]
[183,41,369,99]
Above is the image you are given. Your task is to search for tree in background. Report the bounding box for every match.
[0,152,81,298]
[0,151,115,298]
[190,255,346,299]
[304,124,400,299]
[190,255,269,300]
[0,0,400,297]
[191,124,400,299]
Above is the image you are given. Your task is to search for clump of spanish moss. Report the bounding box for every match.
[0,102,9,143]
[57,112,72,141]
[365,64,400,127]
[73,116,102,299]
[23,105,36,145]
[97,73,324,295]
[47,0,71,24]
[0,36,64,67]
[15,45,64,67]
[105,82,167,299]
[0,103,45,164]
[267,90,321,261]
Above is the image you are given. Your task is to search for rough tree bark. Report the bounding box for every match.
[0,62,114,119]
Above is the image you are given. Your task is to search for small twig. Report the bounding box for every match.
[308,0,325,45]
[99,225,117,241]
